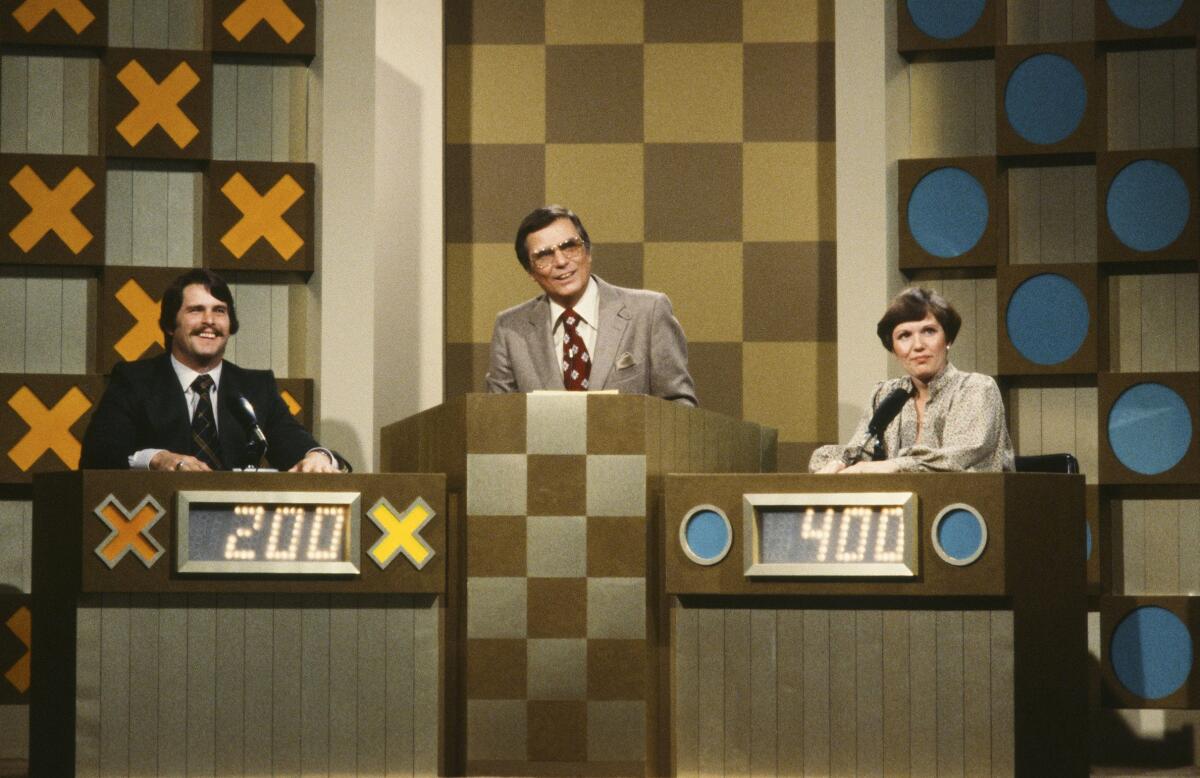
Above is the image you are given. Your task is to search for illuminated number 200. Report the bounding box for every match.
[224,505,347,561]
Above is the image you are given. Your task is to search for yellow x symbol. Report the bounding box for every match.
[4,606,30,695]
[368,497,435,570]
[222,0,304,43]
[12,0,95,33]
[113,278,164,362]
[7,386,91,471]
[8,165,95,254]
[220,173,304,260]
[115,60,200,149]
[94,495,165,569]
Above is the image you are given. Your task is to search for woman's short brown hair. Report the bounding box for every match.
[875,287,961,351]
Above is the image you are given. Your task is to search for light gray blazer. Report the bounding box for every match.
[484,276,698,406]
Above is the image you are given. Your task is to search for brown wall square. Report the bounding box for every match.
[527,454,587,515]
[742,241,836,342]
[445,144,546,243]
[586,516,646,577]
[546,45,644,143]
[446,0,546,44]
[591,243,644,290]
[645,0,742,42]
[527,577,587,637]
[587,639,646,699]
[445,343,491,399]
[744,42,834,142]
[686,342,743,419]
[645,144,742,241]
[586,394,646,454]
[467,392,527,452]
[527,699,587,761]
[467,638,528,698]
[468,516,527,576]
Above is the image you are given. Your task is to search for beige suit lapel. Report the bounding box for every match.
[589,277,630,390]
[524,296,565,389]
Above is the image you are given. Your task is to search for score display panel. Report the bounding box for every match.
[176,490,361,575]
[743,492,918,577]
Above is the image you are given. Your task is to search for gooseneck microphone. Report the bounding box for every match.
[229,393,268,464]
[865,386,912,461]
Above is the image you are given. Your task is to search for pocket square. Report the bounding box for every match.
[616,352,636,369]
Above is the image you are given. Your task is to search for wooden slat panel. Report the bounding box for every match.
[1106,52,1139,150]
[975,279,998,376]
[75,599,101,776]
[108,0,134,46]
[186,595,217,776]
[990,612,1015,775]
[271,282,290,375]
[936,611,965,777]
[288,65,308,161]
[0,707,26,761]
[0,501,29,591]
[963,611,992,777]
[776,608,804,776]
[674,606,699,778]
[243,594,274,775]
[1013,387,1042,455]
[724,608,752,775]
[386,595,416,775]
[0,279,25,371]
[1038,0,1073,41]
[1038,168,1076,264]
[105,168,133,267]
[132,0,169,48]
[909,62,981,157]
[829,610,857,776]
[696,608,724,776]
[1006,0,1038,44]
[1173,49,1198,146]
[1073,166,1096,262]
[26,56,63,154]
[1138,51,1175,149]
[99,594,130,776]
[1176,275,1199,370]
[1179,501,1200,595]
[167,0,202,50]
[413,598,439,777]
[166,170,197,267]
[1008,169,1038,265]
[272,65,292,162]
[1072,0,1094,39]
[62,56,93,155]
[1115,276,1141,372]
[212,63,238,161]
[1144,501,1181,594]
[126,596,158,776]
[855,611,884,777]
[974,61,995,154]
[1122,500,1146,594]
[156,595,188,777]
[24,276,63,373]
[0,56,29,153]
[302,596,332,774]
[1040,388,1077,460]
[942,280,977,373]
[131,168,168,267]
[273,596,303,775]
[236,63,274,161]
[802,609,830,777]
[1141,274,1178,371]
[357,597,387,775]
[908,610,937,777]
[328,596,359,774]
[749,609,777,777]
[226,281,273,369]
[60,276,88,374]
[214,593,246,777]
[1075,387,1099,484]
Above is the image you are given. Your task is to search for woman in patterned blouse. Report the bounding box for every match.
[809,287,1015,474]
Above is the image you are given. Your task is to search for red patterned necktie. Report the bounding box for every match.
[190,374,223,469]
[559,308,591,391]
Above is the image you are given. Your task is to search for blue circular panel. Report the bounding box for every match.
[936,509,984,561]
[1004,54,1087,145]
[1106,0,1183,29]
[1111,606,1192,700]
[1108,383,1193,475]
[684,510,730,563]
[1106,160,1190,253]
[907,167,989,258]
[907,0,987,39]
[1005,274,1090,365]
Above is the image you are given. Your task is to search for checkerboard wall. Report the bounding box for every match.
[443,0,838,470]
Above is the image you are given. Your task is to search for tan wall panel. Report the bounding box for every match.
[908,61,991,158]
[802,609,831,776]
[214,594,247,776]
[909,610,938,776]
[61,57,95,155]
[26,56,63,155]
[99,595,131,776]
[829,611,857,776]
[724,608,752,774]
[167,0,203,50]
[132,0,169,48]
[243,595,274,775]
[855,611,884,776]
[270,282,291,376]
[272,598,303,774]
[1145,501,1182,594]
[697,608,724,775]
[1138,51,1177,150]
[1120,500,1146,595]
[156,596,188,776]
[414,599,439,775]
[302,600,333,773]
[272,66,294,162]
[1040,388,1078,460]
[936,612,966,777]
[882,610,910,776]
[990,612,1015,775]
[1141,275,1180,371]
[224,280,274,369]
[963,611,992,777]
[166,171,198,267]
[212,63,239,160]
[0,501,31,592]
[237,64,274,161]
[24,276,64,373]
[126,601,157,777]
[1008,169,1039,265]
[1173,49,1198,146]
[385,597,417,774]
[185,597,217,775]
[327,599,358,772]
[76,597,101,775]
[108,0,133,46]
[1074,387,1098,483]
[356,598,387,774]
[0,279,26,371]
[674,607,699,777]
[749,609,777,775]
[1013,386,1042,454]
[1180,502,1200,595]
[0,56,28,152]
[1107,52,1140,149]
[131,169,169,267]
[1176,275,1200,370]
[105,169,133,267]
[777,609,804,775]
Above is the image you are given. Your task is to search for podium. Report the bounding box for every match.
[381,393,776,776]
[30,470,445,777]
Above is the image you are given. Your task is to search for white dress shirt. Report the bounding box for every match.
[547,277,599,378]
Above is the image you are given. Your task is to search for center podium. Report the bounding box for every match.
[381,393,777,776]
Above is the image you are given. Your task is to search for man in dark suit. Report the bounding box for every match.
[81,269,345,472]
[485,205,697,406]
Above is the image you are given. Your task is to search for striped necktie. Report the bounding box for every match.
[190,374,223,469]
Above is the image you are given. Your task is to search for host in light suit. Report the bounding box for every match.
[485,205,698,406]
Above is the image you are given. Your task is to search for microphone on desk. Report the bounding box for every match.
[864,386,912,461]
[229,393,268,464]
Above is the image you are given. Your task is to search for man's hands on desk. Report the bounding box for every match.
[148,449,340,473]
[815,459,902,475]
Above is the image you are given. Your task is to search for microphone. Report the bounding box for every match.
[229,393,268,462]
[864,386,911,461]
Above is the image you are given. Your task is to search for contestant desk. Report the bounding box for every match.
[30,470,445,777]
[665,473,1087,777]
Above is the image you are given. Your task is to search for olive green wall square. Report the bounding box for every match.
[527,454,587,515]
[527,577,587,637]
[527,391,588,454]
[744,0,832,42]
[745,43,834,141]
[644,44,743,143]
[446,342,492,398]
[527,515,586,577]
[447,242,536,343]
[586,578,645,638]
[687,342,743,419]
[467,516,527,577]
[645,143,742,241]
[545,144,644,241]
[528,700,587,761]
[446,45,547,144]
[591,243,644,290]
[586,455,647,516]
[468,638,528,698]
[588,700,646,760]
[467,700,527,761]
[467,577,528,638]
[645,0,741,42]
[587,639,645,699]
[467,453,528,515]
[743,241,836,342]
[546,47,643,142]
[743,142,822,241]
[446,0,546,44]
[742,340,836,441]
[586,516,645,576]
[546,0,643,43]
[445,144,546,243]
[643,242,742,342]
[527,638,586,699]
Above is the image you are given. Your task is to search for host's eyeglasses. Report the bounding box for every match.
[529,236,587,270]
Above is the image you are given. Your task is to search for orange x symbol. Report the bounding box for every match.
[220,172,304,260]
[4,606,30,695]
[7,386,91,471]
[280,389,301,416]
[222,0,304,43]
[12,0,95,33]
[115,60,200,149]
[8,165,95,254]
[94,495,165,569]
[113,279,164,362]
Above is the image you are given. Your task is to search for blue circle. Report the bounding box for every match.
[906,0,987,39]
[1108,383,1193,475]
[1106,160,1190,252]
[907,168,990,258]
[1111,606,1192,700]
[1005,274,1090,365]
[1004,54,1087,145]
[1106,0,1183,29]
[936,509,984,562]
[684,510,730,562]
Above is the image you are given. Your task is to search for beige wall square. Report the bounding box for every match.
[744,0,829,42]
[742,341,831,442]
[447,243,542,344]
[527,515,587,577]
[546,0,643,43]
[546,144,644,243]
[467,577,528,638]
[644,43,743,143]
[643,242,742,342]
[528,638,587,699]
[586,577,646,638]
[588,700,646,760]
[446,44,546,144]
[744,142,824,242]
[468,700,527,760]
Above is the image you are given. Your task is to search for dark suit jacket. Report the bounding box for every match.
[81,354,329,471]
[484,276,697,406]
